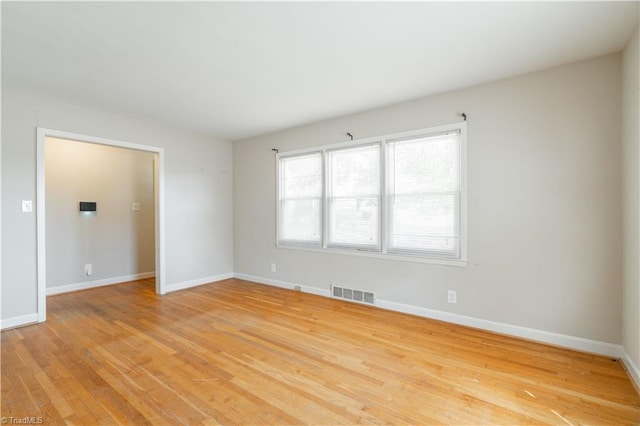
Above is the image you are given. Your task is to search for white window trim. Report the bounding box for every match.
[275,121,468,267]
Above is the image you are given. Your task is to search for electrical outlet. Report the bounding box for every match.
[21,200,33,213]
[85,264,92,276]
[270,263,277,273]
[294,285,301,291]
[132,203,141,211]
[447,290,457,304]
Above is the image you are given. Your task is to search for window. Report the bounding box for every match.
[387,132,460,258]
[327,144,380,250]
[278,152,322,246]
[276,122,466,265]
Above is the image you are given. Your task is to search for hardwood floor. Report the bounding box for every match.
[2,278,639,425]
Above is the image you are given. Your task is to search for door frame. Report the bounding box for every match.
[36,128,167,322]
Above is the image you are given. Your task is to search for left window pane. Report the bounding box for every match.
[278,153,323,245]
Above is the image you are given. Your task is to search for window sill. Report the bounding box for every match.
[276,244,468,267]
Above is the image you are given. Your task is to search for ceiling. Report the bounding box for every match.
[2,2,638,141]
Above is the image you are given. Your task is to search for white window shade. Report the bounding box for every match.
[278,152,322,245]
[327,144,380,249]
[387,132,460,257]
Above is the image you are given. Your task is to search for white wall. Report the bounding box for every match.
[234,54,623,345]
[45,138,155,290]
[1,88,234,324]
[622,27,640,380]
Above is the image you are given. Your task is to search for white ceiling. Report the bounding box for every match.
[2,2,638,141]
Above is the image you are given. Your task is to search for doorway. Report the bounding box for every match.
[36,128,166,322]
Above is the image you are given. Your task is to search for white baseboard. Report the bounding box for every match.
[165,272,235,293]
[376,298,623,358]
[0,313,39,330]
[234,273,624,359]
[234,273,331,297]
[621,348,640,391]
[47,272,156,296]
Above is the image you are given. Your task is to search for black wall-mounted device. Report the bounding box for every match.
[79,201,97,212]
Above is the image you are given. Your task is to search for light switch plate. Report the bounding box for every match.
[21,200,33,212]
[132,203,141,211]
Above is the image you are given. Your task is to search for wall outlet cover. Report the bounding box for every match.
[21,200,33,212]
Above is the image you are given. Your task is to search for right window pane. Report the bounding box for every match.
[387,131,460,258]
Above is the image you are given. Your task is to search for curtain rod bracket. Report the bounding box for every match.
[272,148,279,153]
[461,113,467,121]
[347,132,354,141]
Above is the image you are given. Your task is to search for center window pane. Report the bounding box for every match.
[327,144,380,248]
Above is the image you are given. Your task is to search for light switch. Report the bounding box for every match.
[132,203,141,211]
[21,200,33,213]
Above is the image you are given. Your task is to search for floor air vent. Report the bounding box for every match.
[331,284,375,305]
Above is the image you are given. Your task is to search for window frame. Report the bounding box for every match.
[276,151,324,248]
[325,142,382,252]
[275,121,467,267]
[385,131,462,259]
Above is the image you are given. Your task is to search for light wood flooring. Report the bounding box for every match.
[2,278,639,425]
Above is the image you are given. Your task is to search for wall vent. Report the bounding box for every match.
[331,284,375,305]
